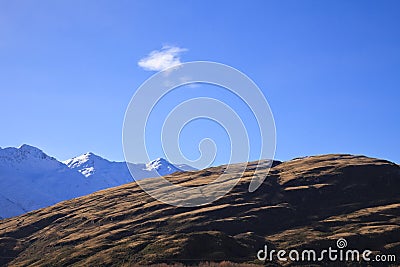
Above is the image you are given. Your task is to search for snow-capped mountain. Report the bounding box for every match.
[0,145,195,219]
[63,153,196,185]
[63,152,133,188]
[0,145,94,218]
[145,157,185,174]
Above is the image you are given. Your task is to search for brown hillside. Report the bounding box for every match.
[0,154,399,266]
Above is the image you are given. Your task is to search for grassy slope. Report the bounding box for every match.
[0,154,399,266]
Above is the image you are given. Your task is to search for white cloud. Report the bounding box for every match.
[138,45,187,71]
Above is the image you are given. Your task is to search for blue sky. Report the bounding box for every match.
[0,0,399,164]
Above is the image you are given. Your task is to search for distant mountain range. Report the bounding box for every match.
[0,145,195,219]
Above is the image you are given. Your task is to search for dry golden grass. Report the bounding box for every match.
[0,154,399,266]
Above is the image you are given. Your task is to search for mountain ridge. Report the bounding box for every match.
[0,145,195,219]
[0,154,399,266]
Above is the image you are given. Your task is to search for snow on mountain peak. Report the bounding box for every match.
[63,152,111,178]
[0,145,196,219]
[0,145,94,218]
[146,157,168,168]
[0,144,58,169]
[63,152,108,168]
[18,144,50,158]
[145,157,181,174]
[19,144,38,150]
